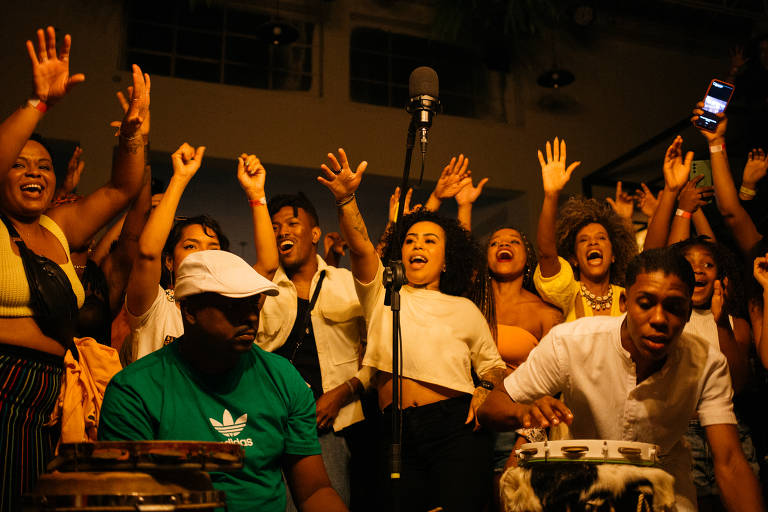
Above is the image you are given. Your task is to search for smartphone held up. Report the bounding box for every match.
[695,79,734,132]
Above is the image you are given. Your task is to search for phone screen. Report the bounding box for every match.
[690,159,713,191]
[695,80,734,131]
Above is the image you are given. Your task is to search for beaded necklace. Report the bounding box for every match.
[580,283,612,311]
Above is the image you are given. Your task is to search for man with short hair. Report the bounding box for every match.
[257,192,371,508]
[478,247,764,512]
[99,250,348,512]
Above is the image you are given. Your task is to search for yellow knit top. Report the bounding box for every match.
[533,256,624,322]
[0,215,85,317]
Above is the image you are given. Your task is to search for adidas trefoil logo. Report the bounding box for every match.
[209,409,247,438]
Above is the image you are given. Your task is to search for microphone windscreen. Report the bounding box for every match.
[409,67,439,98]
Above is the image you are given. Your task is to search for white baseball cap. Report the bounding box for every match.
[174,250,279,300]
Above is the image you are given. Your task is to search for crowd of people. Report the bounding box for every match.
[3,25,768,512]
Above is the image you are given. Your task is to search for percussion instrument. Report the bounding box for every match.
[25,441,244,511]
[499,440,676,512]
[516,439,659,467]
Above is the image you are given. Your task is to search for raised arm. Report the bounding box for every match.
[236,154,278,280]
[536,137,580,277]
[710,279,751,394]
[644,136,692,250]
[99,86,154,315]
[425,154,472,211]
[317,148,378,284]
[739,148,768,201]
[375,187,417,257]
[50,64,149,249]
[455,175,488,231]
[323,232,347,268]
[635,183,660,222]
[753,255,768,370]
[667,176,713,245]
[0,27,85,177]
[101,168,152,317]
[125,143,205,316]
[691,105,762,254]
[52,146,84,203]
[606,181,635,222]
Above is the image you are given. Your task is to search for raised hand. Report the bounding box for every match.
[606,181,634,220]
[663,136,694,192]
[433,154,472,199]
[677,175,714,213]
[711,278,728,324]
[635,183,660,218]
[729,45,749,72]
[388,187,419,223]
[171,143,205,181]
[538,137,580,195]
[26,26,85,105]
[119,65,150,140]
[324,232,348,258]
[110,85,151,140]
[754,254,768,290]
[691,101,727,143]
[318,148,367,200]
[237,153,266,200]
[61,146,84,195]
[742,148,768,190]
[455,176,489,206]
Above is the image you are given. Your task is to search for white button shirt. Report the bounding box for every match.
[257,255,370,431]
[504,314,736,512]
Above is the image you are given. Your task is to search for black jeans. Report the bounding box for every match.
[377,395,493,512]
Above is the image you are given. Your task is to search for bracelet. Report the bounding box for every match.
[477,380,494,391]
[675,208,692,219]
[27,98,48,113]
[740,185,757,198]
[344,380,356,395]
[336,193,355,207]
[120,133,139,141]
[709,144,725,153]
[249,197,267,207]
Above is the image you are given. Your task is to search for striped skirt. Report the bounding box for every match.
[0,343,62,512]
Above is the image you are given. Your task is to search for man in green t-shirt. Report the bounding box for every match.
[99,250,348,512]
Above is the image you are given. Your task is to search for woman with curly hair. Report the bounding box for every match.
[674,237,759,510]
[318,148,506,512]
[534,137,638,321]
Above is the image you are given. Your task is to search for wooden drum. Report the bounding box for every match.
[24,441,244,511]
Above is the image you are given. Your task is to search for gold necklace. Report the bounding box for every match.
[580,283,612,311]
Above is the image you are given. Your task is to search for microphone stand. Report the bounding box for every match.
[383,116,416,512]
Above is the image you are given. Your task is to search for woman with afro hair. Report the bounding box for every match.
[318,148,506,512]
[534,137,638,321]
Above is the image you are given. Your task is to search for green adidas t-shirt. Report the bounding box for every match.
[99,340,320,512]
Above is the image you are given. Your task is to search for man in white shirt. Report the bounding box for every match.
[478,247,764,512]
[256,192,371,509]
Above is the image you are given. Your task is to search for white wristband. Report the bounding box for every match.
[709,144,724,153]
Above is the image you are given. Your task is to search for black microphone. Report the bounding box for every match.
[407,66,440,156]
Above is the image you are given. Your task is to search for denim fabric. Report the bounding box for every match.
[685,417,760,497]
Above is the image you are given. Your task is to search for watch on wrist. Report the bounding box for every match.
[477,380,494,391]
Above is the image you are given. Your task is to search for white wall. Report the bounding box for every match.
[0,0,728,262]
